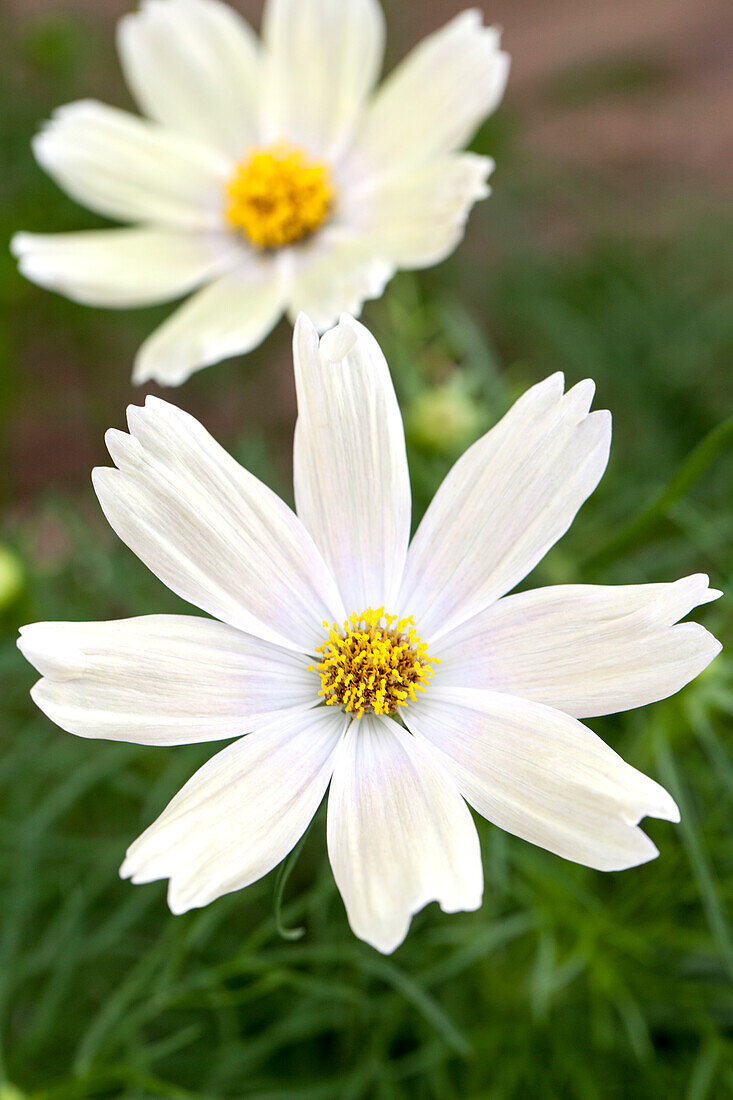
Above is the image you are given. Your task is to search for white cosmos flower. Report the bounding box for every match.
[19,314,721,954]
[11,0,509,387]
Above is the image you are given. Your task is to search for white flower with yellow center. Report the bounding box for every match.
[11,0,509,387]
[19,315,721,953]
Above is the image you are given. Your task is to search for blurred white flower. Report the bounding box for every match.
[11,0,509,386]
[19,315,721,953]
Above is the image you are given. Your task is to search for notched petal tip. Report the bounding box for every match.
[583,825,660,872]
[456,11,511,67]
[319,318,359,362]
[119,841,154,884]
[468,153,496,187]
[563,377,596,418]
[17,623,82,680]
[360,879,484,955]
[589,406,613,443]
[16,627,40,668]
[131,359,154,387]
[625,832,660,869]
[635,780,681,826]
[456,8,484,30]
[119,850,162,886]
[293,310,319,341]
[514,369,566,412]
[681,573,723,608]
[91,465,119,504]
[125,398,154,435]
[292,313,322,369]
[543,370,565,394]
[104,424,127,450]
[166,882,194,916]
[132,352,187,389]
[17,622,37,646]
[141,393,175,415]
[118,0,190,40]
[659,794,682,825]
[616,763,681,832]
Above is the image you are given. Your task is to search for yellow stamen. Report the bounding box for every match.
[224,143,334,249]
[310,607,438,719]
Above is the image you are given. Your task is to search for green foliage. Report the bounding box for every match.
[0,529,730,1098]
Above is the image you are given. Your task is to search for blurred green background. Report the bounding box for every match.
[1,1,732,1097]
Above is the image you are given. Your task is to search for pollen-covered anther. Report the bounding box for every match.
[311,607,438,718]
[224,143,334,249]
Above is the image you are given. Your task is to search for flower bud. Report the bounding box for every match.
[408,377,483,453]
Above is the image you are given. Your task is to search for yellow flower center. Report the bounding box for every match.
[312,608,438,718]
[224,143,334,249]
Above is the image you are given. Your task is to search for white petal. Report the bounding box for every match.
[285,232,394,332]
[121,707,347,912]
[436,574,722,718]
[405,687,680,872]
[11,228,240,308]
[32,100,230,229]
[18,615,315,746]
[261,0,385,160]
[353,154,493,270]
[399,375,612,642]
[118,0,262,157]
[132,263,285,385]
[292,314,410,612]
[327,714,483,954]
[350,10,509,171]
[93,397,345,653]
